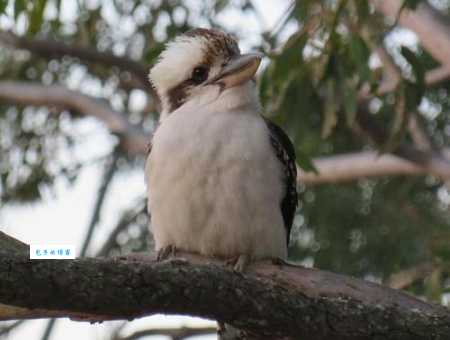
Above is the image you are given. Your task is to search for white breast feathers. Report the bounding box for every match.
[146,87,287,260]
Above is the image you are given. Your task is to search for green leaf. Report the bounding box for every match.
[424,268,442,302]
[401,0,421,10]
[145,43,165,64]
[258,67,272,107]
[403,80,422,111]
[28,0,47,35]
[343,84,357,126]
[321,79,338,138]
[368,49,418,153]
[381,83,410,153]
[294,0,313,20]
[400,46,425,99]
[273,30,307,82]
[14,0,26,20]
[56,0,62,13]
[397,0,422,24]
[214,0,228,14]
[296,149,318,174]
[354,0,369,20]
[0,0,7,15]
[349,35,371,82]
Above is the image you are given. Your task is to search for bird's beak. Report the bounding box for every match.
[206,52,263,89]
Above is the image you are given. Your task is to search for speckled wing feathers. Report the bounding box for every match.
[263,118,298,246]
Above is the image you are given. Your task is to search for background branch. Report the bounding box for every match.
[299,150,450,184]
[41,147,120,340]
[80,149,120,256]
[0,81,149,155]
[0,320,23,337]
[0,31,154,94]
[371,0,450,69]
[385,262,435,290]
[112,326,217,340]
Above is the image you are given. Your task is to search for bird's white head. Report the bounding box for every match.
[149,28,262,119]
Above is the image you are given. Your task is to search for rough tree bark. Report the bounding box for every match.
[1,232,449,340]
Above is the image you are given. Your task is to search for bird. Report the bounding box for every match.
[145,28,297,270]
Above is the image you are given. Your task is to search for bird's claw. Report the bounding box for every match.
[156,245,177,261]
[225,254,250,272]
[271,257,288,266]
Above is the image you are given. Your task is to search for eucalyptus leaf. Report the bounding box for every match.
[400,46,425,103]
[0,0,7,14]
[297,149,318,174]
[28,0,47,35]
[14,0,26,20]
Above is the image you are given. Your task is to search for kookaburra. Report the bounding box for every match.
[146,28,297,268]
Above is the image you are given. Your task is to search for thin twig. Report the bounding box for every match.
[80,149,120,256]
[385,262,435,290]
[40,319,56,340]
[40,149,120,340]
[0,320,24,337]
[96,198,147,257]
[113,326,217,340]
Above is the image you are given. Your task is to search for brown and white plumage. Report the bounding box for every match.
[146,28,297,262]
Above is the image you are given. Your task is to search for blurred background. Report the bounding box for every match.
[1,0,450,339]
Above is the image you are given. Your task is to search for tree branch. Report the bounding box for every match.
[96,199,147,257]
[371,0,450,69]
[0,81,149,155]
[1,233,450,339]
[299,150,450,184]
[0,31,154,94]
[80,150,120,256]
[0,320,23,337]
[385,262,434,290]
[1,256,449,339]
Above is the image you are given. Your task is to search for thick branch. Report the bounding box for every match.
[0,81,148,155]
[1,238,450,339]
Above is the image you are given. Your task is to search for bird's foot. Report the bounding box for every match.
[271,257,288,266]
[225,254,250,272]
[156,245,177,261]
[271,257,298,268]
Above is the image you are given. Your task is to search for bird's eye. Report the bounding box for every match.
[191,66,209,84]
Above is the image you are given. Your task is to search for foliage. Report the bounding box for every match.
[1,0,450,307]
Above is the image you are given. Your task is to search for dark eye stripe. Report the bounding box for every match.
[166,79,189,113]
[166,65,210,112]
